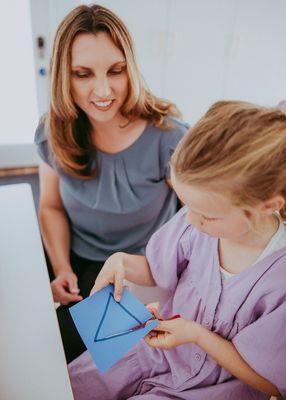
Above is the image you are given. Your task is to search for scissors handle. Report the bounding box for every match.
[166,314,181,320]
[132,314,181,331]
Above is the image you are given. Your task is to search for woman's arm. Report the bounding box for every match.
[38,162,71,274]
[38,162,82,304]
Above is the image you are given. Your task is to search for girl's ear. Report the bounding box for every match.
[259,195,285,214]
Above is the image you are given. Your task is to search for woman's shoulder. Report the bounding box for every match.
[34,114,48,145]
[165,116,190,131]
[34,114,57,168]
[147,116,189,150]
[153,116,190,136]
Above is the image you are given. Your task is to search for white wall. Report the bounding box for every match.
[33,0,286,124]
[0,0,38,146]
[0,0,39,167]
[1,0,286,167]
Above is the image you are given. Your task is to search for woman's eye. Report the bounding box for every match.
[73,72,90,78]
[108,69,123,75]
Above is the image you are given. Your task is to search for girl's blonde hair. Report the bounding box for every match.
[172,100,286,221]
[48,4,181,178]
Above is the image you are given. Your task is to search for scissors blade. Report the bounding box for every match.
[103,318,153,340]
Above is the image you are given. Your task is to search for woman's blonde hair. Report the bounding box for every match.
[48,4,181,178]
[172,100,286,221]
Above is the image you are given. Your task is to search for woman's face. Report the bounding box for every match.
[70,32,128,125]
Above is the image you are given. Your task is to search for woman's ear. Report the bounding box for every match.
[259,195,285,214]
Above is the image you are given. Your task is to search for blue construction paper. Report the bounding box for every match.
[69,284,159,373]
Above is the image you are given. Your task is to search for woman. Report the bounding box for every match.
[35,4,188,363]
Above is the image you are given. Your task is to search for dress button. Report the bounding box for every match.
[195,353,201,361]
[204,317,210,326]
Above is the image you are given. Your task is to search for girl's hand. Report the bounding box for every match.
[90,252,126,301]
[145,303,162,320]
[51,271,82,305]
[144,318,201,350]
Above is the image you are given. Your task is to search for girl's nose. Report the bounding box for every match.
[93,77,111,99]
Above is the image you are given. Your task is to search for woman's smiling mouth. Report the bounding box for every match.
[91,99,114,111]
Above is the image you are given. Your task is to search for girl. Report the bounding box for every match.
[34,4,188,363]
[68,101,286,399]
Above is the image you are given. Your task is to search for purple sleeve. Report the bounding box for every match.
[146,206,192,291]
[232,300,286,397]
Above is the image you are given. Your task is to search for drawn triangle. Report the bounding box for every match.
[94,293,143,342]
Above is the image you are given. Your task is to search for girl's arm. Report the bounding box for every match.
[90,252,156,301]
[146,319,280,397]
[123,253,156,286]
[196,326,280,397]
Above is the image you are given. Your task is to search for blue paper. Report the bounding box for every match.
[69,284,158,373]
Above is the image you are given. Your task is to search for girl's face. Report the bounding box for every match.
[171,170,251,239]
[70,32,128,125]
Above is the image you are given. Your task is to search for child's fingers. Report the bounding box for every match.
[151,308,163,320]
[114,271,125,302]
[152,318,182,332]
[90,275,110,295]
[144,333,157,345]
[144,332,167,349]
[145,304,163,321]
[145,306,156,316]
[146,302,159,312]
[122,279,130,291]
[150,321,169,332]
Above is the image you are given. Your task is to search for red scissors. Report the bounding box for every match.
[103,312,181,340]
[131,314,181,331]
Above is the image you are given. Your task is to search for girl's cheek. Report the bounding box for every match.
[185,212,195,225]
[186,215,203,230]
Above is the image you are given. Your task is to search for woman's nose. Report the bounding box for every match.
[93,77,111,99]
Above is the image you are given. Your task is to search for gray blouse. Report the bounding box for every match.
[34,117,188,261]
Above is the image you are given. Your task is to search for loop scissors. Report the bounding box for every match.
[103,314,181,340]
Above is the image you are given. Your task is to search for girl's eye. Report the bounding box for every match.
[203,216,218,222]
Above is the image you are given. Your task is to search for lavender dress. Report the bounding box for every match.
[68,207,286,399]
